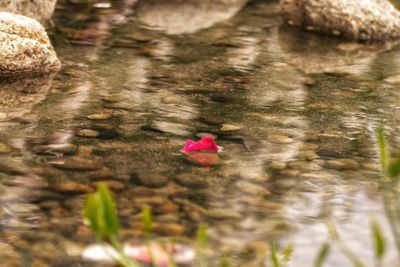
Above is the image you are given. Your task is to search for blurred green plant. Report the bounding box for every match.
[83,183,140,267]
[83,184,212,267]
[270,242,293,267]
[218,256,231,267]
[196,223,208,267]
[371,216,386,265]
[376,126,400,264]
[389,0,400,10]
[142,205,155,265]
[83,179,390,267]
[325,216,388,267]
[314,242,330,267]
[377,125,400,181]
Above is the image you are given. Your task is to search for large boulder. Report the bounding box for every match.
[0,12,61,77]
[0,0,57,25]
[280,0,400,41]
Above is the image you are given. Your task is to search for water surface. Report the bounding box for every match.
[0,1,399,266]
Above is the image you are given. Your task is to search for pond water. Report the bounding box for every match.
[0,0,400,266]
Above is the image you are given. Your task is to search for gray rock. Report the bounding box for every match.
[281,0,400,41]
[0,12,61,77]
[0,0,57,25]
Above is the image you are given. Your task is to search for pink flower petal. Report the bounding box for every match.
[181,136,222,153]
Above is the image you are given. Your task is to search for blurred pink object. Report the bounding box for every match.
[181,136,222,153]
[82,243,195,266]
[125,243,195,266]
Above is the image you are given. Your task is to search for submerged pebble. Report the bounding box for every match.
[32,144,78,156]
[76,129,100,138]
[236,181,270,196]
[384,75,400,84]
[268,161,287,171]
[220,124,242,132]
[267,134,294,144]
[53,181,94,194]
[361,162,379,171]
[297,150,319,161]
[0,143,12,153]
[161,95,181,104]
[174,173,209,188]
[50,158,103,171]
[288,161,321,172]
[97,129,120,139]
[206,209,242,220]
[86,113,113,120]
[0,157,28,175]
[101,94,125,103]
[210,93,233,103]
[326,158,360,171]
[279,169,301,177]
[130,173,169,188]
[302,77,317,86]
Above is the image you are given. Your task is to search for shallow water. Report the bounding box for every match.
[0,0,400,266]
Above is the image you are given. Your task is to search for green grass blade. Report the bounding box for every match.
[270,243,280,267]
[377,126,389,175]
[282,242,293,263]
[83,194,100,235]
[142,206,153,240]
[327,223,339,241]
[196,223,208,249]
[388,156,400,179]
[98,183,120,235]
[141,206,155,265]
[196,223,208,267]
[83,184,120,238]
[108,237,141,267]
[219,256,230,267]
[338,243,365,267]
[314,243,330,267]
[371,217,386,260]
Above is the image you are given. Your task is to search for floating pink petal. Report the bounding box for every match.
[181,136,222,154]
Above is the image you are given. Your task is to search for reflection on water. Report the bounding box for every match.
[0,0,399,266]
[0,76,53,127]
[136,0,248,35]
